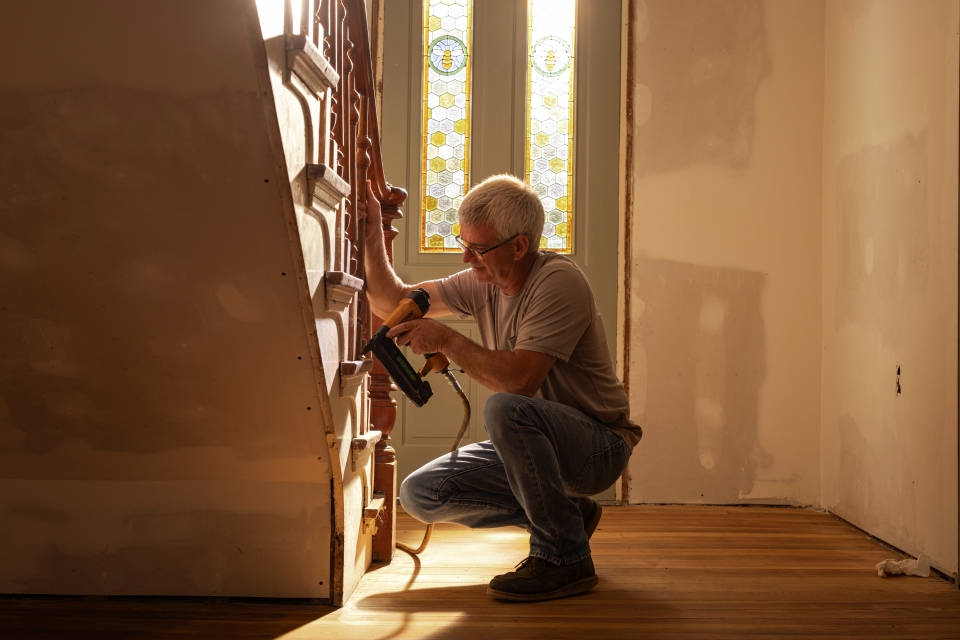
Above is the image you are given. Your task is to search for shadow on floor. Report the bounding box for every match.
[0,596,334,640]
[342,579,672,640]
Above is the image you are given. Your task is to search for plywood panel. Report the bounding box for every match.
[0,0,334,598]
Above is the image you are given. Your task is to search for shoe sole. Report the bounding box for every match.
[486,575,599,602]
[585,502,603,539]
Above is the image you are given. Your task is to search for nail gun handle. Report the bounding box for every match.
[418,352,450,377]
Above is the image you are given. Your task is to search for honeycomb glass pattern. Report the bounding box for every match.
[526,0,576,252]
[421,0,473,252]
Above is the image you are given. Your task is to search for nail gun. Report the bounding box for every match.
[361,288,449,407]
[362,288,472,557]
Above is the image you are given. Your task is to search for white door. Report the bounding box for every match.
[380,0,623,501]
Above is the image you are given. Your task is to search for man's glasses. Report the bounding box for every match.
[454,234,519,263]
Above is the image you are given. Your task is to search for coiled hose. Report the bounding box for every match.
[395,369,471,555]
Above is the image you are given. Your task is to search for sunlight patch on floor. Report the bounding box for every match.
[275,608,465,639]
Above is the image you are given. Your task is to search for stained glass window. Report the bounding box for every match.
[526,0,576,252]
[421,0,473,252]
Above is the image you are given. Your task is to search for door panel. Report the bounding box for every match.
[381,0,622,501]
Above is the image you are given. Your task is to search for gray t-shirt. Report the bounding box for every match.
[435,252,642,449]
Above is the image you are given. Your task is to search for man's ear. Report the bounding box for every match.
[513,234,530,259]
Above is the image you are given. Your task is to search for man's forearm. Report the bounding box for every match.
[363,233,406,319]
[442,332,542,397]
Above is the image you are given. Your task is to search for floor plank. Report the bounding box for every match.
[2,506,958,639]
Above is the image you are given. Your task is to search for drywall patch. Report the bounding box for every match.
[835,131,929,336]
[216,283,265,322]
[695,295,729,471]
[836,413,915,549]
[837,415,876,529]
[628,256,769,503]
[829,127,950,568]
[635,0,650,43]
[633,0,769,178]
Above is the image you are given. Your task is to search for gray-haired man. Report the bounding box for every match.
[363,174,641,602]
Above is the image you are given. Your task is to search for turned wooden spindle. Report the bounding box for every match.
[330,0,405,564]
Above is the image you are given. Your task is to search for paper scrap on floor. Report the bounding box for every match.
[876,554,931,578]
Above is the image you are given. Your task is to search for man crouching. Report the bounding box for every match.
[363,174,641,602]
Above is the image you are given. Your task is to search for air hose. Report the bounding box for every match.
[395,368,471,556]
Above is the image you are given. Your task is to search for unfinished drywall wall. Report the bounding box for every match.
[627,0,824,505]
[821,0,959,576]
[0,0,335,598]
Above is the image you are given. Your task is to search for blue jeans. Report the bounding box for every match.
[399,393,630,565]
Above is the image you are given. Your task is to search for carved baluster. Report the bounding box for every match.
[347,64,360,274]
[313,0,323,49]
[355,94,372,361]
[320,0,407,563]
[328,1,344,272]
[322,0,339,171]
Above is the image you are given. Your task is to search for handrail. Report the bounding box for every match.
[345,0,406,205]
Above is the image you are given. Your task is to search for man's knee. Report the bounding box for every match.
[398,467,436,523]
[483,392,525,442]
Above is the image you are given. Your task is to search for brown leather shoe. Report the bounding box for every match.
[487,556,598,602]
[579,497,602,539]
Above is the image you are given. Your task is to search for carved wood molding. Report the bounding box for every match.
[352,428,382,473]
[364,494,385,521]
[308,162,351,209]
[340,358,374,377]
[340,358,374,396]
[325,270,363,313]
[286,33,340,95]
[352,429,382,453]
[361,493,385,535]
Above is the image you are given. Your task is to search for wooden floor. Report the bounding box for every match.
[3,506,959,639]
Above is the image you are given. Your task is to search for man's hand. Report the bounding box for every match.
[389,319,556,396]
[387,318,453,355]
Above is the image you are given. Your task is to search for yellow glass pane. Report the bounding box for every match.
[525,0,576,253]
[421,0,473,253]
